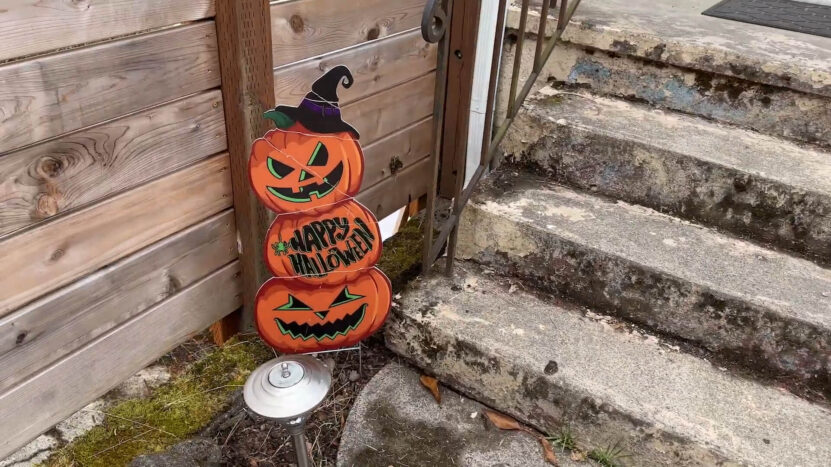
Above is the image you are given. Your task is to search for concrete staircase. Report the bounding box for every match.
[385,1,831,465]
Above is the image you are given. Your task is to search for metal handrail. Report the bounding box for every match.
[423,0,582,274]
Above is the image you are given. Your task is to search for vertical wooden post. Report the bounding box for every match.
[437,0,481,198]
[438,0,482,273]
[215,0,275,333]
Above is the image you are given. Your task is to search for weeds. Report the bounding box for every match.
[546,425,576,451]
[588,440,631,467]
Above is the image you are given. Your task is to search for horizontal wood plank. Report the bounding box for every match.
[0,261,241,459]
[273,29,436,106]
[0,210,237,392]
[0,0,215,62]
[361,117,432,189]
[343,72,436,145]
[357,153,431,219]
[270,0,426,67]
[0,22,220,154]
[0,90,227,239]
[0,154,233,316]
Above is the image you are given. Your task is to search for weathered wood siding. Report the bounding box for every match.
[0,0,435,457]
[0,1,238,458]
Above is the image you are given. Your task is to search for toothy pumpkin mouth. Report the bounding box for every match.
[274,304,365,341]
[266,162,344,203]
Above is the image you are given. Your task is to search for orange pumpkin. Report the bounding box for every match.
[264,199,382,285]
[248,123,364,214]
[255,267,392,353]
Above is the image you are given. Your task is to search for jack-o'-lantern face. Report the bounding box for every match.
[255,268,391,354]
[249,123,364,214]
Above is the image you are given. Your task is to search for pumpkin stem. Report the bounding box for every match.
[264,109,295,129]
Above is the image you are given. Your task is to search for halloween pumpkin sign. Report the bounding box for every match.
[265,198,382,285]
[248,65,392,354]
[249,65,364,214]
[255,268,391,353]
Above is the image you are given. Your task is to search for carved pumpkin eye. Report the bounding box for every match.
[275,294,312,311]
[299,141,328,182]
[330,286,364,308]
[267,157,294,180]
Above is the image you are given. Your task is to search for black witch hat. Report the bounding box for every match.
[267,65,360,139]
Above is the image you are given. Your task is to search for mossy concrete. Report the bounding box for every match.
[507,0,831,97]
[504,88,831,265]
[386,260,831,466]
[496,38,831,148]
[457,169,831,400]
[338,362,580,467]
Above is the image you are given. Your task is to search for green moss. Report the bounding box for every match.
[377,217,424,291]
[44,337,272,467]
[543,94,565,106]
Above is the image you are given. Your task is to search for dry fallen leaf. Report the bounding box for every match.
[540,437,559,465]
[571,450,587,462]
[484,409,523,431]
[419,375,441,403]
[486,410,559,465]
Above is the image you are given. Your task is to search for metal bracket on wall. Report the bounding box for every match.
[421,0,449,43]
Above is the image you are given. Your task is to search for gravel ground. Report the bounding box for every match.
[203,335,398,466]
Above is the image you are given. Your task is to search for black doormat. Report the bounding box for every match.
[703,0,831,38]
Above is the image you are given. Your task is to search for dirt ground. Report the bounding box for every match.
[203,335,399,467]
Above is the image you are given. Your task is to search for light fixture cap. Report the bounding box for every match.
[244,355,331,423]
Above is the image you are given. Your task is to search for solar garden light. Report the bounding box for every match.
[244,355,332,467]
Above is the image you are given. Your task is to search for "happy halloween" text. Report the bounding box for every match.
[276,216,376,277]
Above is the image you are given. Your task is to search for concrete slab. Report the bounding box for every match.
[386,260,831,466]
[508,0,831,97]
[457,170,831,397]
[338,362,580,467]
[503,87,831,262]
[536,42,831,147]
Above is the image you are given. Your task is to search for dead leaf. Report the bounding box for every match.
[486,410,559,465]
[484,409,523,431]
[540,437,559,465]
[571,450,587,462]
[419,375,441,403]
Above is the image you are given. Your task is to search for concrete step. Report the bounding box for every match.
[386,260,831,467]
[338,362,582,467]
[503,88,831,265]
[456,169,831,399]
[502,0,831,146]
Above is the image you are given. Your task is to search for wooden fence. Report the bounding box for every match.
[0,0,434,458]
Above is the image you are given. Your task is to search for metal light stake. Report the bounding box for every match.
[244,355,332,467]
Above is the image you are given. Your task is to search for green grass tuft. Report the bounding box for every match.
[44,337,272,467]
[588,440,631,467]
[546,425,577,452]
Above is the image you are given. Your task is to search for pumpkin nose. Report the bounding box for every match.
[314,310,329,320]
[298,169,325,184]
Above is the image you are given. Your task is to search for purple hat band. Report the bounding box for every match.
[299,98,341,117]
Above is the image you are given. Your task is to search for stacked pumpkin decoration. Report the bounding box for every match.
[248,66,392,354]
